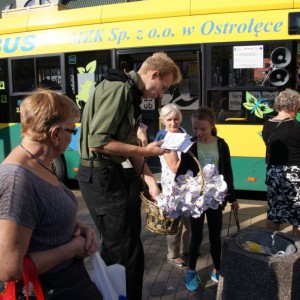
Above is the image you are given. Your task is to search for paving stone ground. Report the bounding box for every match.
[73,189,294,300]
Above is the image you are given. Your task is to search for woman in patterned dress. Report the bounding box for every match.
[154,103,191,269]
[262,88,300,238]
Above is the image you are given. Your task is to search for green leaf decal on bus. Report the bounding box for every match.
[86,60,97,73]
[75,61,97,108]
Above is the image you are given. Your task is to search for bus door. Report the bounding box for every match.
[116,46,202,173]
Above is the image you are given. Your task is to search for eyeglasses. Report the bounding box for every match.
[62,127,78,135]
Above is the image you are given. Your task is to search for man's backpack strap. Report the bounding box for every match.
[104,68,128,82]
[104,68,142,120]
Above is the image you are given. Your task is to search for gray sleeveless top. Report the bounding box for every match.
[0,164,78,272]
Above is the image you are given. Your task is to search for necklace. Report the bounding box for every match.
[20,144,57,177]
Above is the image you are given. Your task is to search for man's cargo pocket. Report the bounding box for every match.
[76,167,92,183]
[94,207,129,242]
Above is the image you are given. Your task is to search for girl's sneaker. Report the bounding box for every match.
[210,270,220,283]
[186,271,200,291]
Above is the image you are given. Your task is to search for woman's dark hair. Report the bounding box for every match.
[191,107,217,136]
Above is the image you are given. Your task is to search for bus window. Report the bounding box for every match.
[12,58,35,93]
[208,91,245,123]
[36,56,62,90]
[217,97,244,123]
[206,42,289,125]
[11,56,63,94]
[208,90,278,124]
[0,59,9,122]
[211,43,286,88]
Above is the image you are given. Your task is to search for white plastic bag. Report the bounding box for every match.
[89,252,126,300]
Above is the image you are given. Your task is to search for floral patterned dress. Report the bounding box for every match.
[266,165,300,225]
[262,118,300,226]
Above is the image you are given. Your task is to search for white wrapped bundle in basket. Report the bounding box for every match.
[156,163,227,219]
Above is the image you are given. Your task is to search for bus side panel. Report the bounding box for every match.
[231,157,267,191]
[63,124,81,179]
[0,123,81,180]
[63,149,80,179]
[0,123,22,162]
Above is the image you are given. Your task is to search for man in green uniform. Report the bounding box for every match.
[77,52,181,300]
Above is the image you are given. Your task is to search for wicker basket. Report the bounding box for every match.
[141,150,204,235]
[141,191,180,235]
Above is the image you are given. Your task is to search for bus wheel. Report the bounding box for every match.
[53,156,66,182]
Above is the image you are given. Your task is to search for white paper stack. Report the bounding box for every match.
[160,132,193,153]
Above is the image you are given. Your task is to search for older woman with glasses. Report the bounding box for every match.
[0,89,102,299]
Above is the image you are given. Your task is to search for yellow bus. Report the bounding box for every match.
[1,0,300,190]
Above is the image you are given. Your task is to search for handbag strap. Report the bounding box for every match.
[227,207,240,237]
[233,209,240,232]
[140,158,153,200]
[0,281,15,300]
[23,256,45,300]
[0,256,44,300]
